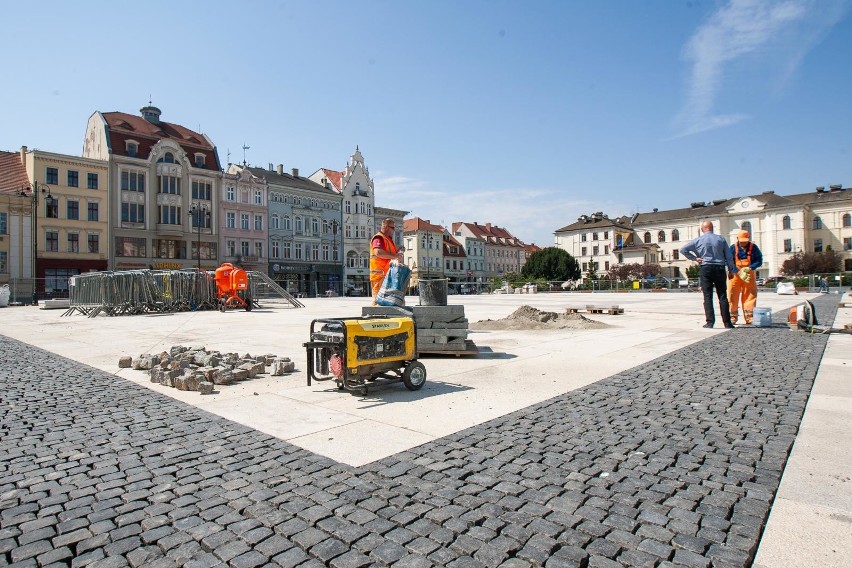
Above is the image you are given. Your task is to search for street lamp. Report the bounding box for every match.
[189,203,210,271]
[17,182,52,305]
[331,220,339,293]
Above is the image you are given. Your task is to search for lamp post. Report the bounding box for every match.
[189,203,210,271]
[17,182,52,305]
[331,220,339,293]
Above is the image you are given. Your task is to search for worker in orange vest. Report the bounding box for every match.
[369,218,403,304]
[728,230,763,325]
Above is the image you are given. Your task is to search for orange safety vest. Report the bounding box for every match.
[369,232,398,276]
[734,242,753,269]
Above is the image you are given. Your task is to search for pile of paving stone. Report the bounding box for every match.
[117,345,295,394]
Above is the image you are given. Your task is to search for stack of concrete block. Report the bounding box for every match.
[362,305,476,354]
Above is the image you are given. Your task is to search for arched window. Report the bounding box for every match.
[657,230,666,243]
[813,216,822,230]
[643,232,651,244]
[311,218,319,234]
[782,215,791,230]
[157,152,175,163]
[843,213,851,227]
[671,229,680,241]
[271,214,280,229]
[741,221,752,235]
[283,215,292,230]
[295,216,303,233]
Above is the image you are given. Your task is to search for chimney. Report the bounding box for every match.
[486,223,492,231]
[829,184,842,191]
[291,167,299,177]
[20,145,27,164]
[816,186,825,193]
[276,164,283,175]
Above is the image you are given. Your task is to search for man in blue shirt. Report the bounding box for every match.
[680,221,737,329]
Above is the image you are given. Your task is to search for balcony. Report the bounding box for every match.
[240,255,259,263]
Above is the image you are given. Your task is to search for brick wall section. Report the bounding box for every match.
[0,297,836,567]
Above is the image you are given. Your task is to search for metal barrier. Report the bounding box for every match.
[61,269,303,317]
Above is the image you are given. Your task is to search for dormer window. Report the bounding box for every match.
[194,153,206,168]
[158,152,175,164]
[126,141,138,157]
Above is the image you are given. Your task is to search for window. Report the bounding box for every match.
[671,229,680,241]
[345,200,351,214]
[159,152,175,163]
[580,234,587,242]
[115,236,147,257]
[154,239,185,259]
[283,242,291,259]
[604,245,609,254]
[158,205,181,225]
[46,231,59,252]
[121,171,145,192]
[67,233,79,253]
[782,215,791,230]
[603,231,609,240]
[226,212,236,229]
[844,237,851,251]
[814,239,823,252]
[592,246,599,255]
[0,251,6,273]
[241,213,249,230]
[226,186,235,201]
[271,214,280,229]
[283,216,292,230]
[194,154,205,168]
[241,241,249,256]
[191,208,211,229]
[311,244,319,261]
[254,215,263,231]
[813,217,822,230]
[87,202,98,221]
[0,212,7,234]
[741,221,752,235]
[322,244,330,261]
[45,268,78,293]
[783,239,792,253]
[191,180,212,200]
[46,167,58,184]
[658,230,666,243]
[643,232,651,244]
[582,262,588,271]
[254,190,262,205]
[67,200,79,220]
[295,243,303,260]
[227,240,236,256]
[87,234,99,253]
[67,170,79,187]
[126,142,138,157]
[312,218,319,234]
[592,232,598,241]
[271,241,280,259]
[255,242,263,258]
[159,176,180,194]
[46,198,59,219]
[87,173,98,189]
[843,213,851,228]
[121,203,144,223]
[295,217,303,233]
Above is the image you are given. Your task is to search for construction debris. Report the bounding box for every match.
[124,345,296,394]
[471,305,609,331]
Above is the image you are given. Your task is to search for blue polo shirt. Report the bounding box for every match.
[680,232,736,271]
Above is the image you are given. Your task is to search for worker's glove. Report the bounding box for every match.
[738,267,751,282]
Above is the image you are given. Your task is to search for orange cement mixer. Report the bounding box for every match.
[214,263,253,311]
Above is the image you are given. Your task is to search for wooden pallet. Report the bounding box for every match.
[585,305,624,315]
[418,340,479,357]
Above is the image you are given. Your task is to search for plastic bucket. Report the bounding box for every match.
[753,307,772,327]
[418,278,448,306]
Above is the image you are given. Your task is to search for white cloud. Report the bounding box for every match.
[672,0,847,138]
[375,174,630,247]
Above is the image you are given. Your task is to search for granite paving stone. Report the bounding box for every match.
[0,298,835,566]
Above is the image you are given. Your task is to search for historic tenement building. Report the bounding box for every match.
[83,105,221,271]
[555,186,852,280]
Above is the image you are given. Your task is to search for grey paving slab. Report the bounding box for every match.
[0,294,844,566]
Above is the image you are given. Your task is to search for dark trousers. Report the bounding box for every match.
[699,264,732,326]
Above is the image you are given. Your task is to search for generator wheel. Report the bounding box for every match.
[402,361,426,391]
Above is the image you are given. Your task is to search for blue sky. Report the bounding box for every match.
[1,0,850,247]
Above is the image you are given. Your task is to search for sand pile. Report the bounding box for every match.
[470,305,610,331]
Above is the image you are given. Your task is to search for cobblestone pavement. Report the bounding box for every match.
[1,297,837,568]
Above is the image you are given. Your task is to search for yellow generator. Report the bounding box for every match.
[304,316,426,395]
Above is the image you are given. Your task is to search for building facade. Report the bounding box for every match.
[222,165,269,274]
[453,222,526,279]
[83,105,221,271]
[555,187,852,280]
[251,165,341,297]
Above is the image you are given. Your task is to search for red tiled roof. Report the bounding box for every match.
[319,168,343,191]
[102,111,220,170]
[403,217,444,233]
[454,221,526,247]
[0,151,29,194]
[442,233,466,257]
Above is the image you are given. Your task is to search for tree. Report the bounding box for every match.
[686,265,700,279]
[781,251,842,276]
[521,247,581,281]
